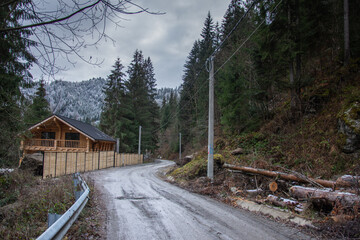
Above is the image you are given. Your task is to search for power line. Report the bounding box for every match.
[154,2,259,134]
[155,0,283,136]
[215,0,283,75]
[210,0,257,58]
[151,65,207,134]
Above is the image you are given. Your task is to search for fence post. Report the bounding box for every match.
[65,152,67,175]
[55,152,58,177]
[42,151,45,179]
[84,152,86,172]
[138,126,141,164]
[75,152,77,172]
[98,151,100,170]
[113,151,116,168]
[92,152,94,171]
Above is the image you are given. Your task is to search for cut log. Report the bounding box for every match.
[336,175,360,188]
[223,163,335,188]
[245,188,263,197]
[266,194,299,209]
[269,181,278,192]
[290,186,360,207]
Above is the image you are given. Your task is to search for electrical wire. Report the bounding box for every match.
[154,0,283,136]
[210,0,257,58]
[215,0,283,75]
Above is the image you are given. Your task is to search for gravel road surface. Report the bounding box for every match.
[88,160,310,240]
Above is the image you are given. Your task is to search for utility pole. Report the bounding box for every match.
[116,138,120,153]
[179,133,182,161]
[138,126,142,163]
[207,56,214,179]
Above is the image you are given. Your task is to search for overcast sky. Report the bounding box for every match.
[30,0,231,89]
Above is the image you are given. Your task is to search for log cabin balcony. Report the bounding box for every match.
[21,114,116,155]
[22,139,87,152]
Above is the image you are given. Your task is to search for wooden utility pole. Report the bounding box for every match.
[207,56,214,180]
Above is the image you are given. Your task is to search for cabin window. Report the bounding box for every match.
[65,132,80,140]
[41,132,55,139]
[65,132,80,148]
[41,132,55,147]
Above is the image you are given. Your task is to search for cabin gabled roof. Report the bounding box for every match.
[29,114,116,142]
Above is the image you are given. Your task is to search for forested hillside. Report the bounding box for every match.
[159,0,360,177]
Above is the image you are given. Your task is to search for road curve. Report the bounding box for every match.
[88,160,310,240]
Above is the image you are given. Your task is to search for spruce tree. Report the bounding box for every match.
[179,12,217,148]
[24,79,52,125]
[0,0,36,165]
[125,50,159,153]
[100,58,126,137]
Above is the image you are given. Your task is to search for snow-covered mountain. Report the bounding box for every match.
[21,78,106,123]
[155,87,180,105]
[22,78,178,124]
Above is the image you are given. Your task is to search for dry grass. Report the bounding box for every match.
[0,170,106,239]
[65,177,106,239]
[0,170,74,239]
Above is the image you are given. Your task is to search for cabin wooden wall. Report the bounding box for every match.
[28,118,115,152]
[43,151,143,178]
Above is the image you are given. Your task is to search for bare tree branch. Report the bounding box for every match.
[0,0,164,32]
[0,0,165,79]
[0,0,102,32]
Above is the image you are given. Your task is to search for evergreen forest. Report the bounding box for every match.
[1,0,360,238]
[159,0,360,178]
[0,0,359,180]
[99,51,159,153]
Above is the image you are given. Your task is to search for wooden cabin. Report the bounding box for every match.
[21,114,116,154]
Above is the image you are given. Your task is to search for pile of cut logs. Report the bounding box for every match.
[224,163,360,212]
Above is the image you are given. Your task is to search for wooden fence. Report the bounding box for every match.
[43,151,143,178]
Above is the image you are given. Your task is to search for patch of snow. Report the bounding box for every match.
[0,168,14,174]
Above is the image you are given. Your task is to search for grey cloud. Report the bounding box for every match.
[30,0,230,88]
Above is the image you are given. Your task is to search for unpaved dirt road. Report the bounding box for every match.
[89,160,310,240]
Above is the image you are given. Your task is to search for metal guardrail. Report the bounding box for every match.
[37,173,90,240]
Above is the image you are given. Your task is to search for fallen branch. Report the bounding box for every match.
[336,175,360,189]
[290,186,360,207]
[223,163,335,188]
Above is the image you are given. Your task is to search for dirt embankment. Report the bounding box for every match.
[165,151,360,239]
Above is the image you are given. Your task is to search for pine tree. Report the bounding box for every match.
[216,0,263,133]
[99,58,136,152]
[0,0,36,165]
[178,12,217,148]
[125,50,159,153]
[24,79,52,125]
[100,58,126,137]
[144,57,160,151]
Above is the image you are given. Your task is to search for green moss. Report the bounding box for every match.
[170,156,207,180]
[343,85,360,104]
[213,153,224,164]
[336,133,347,149]
[338,102,360,134]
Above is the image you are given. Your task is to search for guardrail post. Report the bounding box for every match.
[37,172,90,240]
[48,213,62,228]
